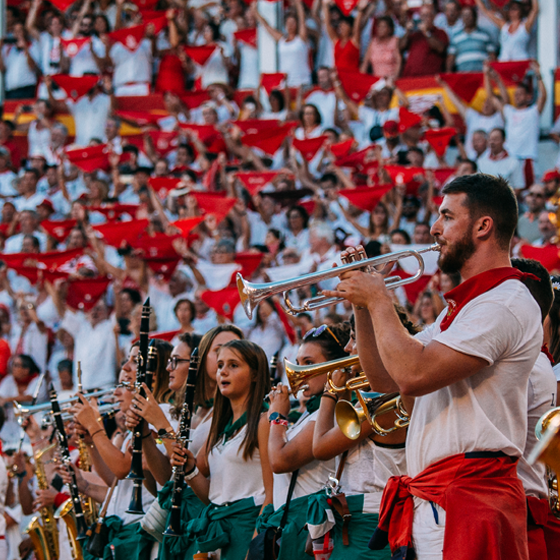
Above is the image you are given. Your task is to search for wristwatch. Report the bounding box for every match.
[268,412,288,424]
[157,427,176,439]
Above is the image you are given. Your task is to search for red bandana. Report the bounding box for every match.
[541,344,555,365]
[440,267,539,332]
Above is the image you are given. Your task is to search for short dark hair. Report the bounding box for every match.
[57,358,73,373]
[17,354,40,375]
[511,258,553,323]
[491,127,506,141]
[376,15,395,35]
[441,174,518,250]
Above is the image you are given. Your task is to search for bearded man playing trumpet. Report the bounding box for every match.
[323,174,542,560]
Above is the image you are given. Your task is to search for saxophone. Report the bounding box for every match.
[77,436,99,526]
[25,442,59,560]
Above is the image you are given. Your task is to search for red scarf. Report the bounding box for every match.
[14,372,38,389]
[541,344,555,365]
[440,267,538,332]
[370,453,529,560]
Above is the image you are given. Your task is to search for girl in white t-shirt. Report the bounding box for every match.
[173,339,272,560]
[474,0,539,61]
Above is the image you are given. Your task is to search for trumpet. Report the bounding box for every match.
[284,355,361,395]
[237,244,440,319]
[336,392,410,440]
[41,403,119,428]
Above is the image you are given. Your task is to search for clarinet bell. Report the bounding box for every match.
[125,480,145,515]
[163,506,182,537]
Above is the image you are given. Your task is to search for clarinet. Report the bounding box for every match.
[163,347,199,537]
[125,298,152,515]
[269,351,280,386]
[49,384,89,541]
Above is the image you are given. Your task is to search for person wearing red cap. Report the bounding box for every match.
[325,174,542,560]
[542,170,560,199]
[487,60,546,189]
[399,5,449,78]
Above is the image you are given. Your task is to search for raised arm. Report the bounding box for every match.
[25,0,42,40]
[525,0,539,32]
[484,62,507,115]
[72,0,93,37]
[474,0,505,29]
[321,0,337,43]
[251,2,283,42]
[436,75,467,119]
[532,60,547,114]
[332,70,359,119]
[293,0,308,42]
[352,0,369,45]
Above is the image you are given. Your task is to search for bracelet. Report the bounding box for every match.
[91,428,105,439]
[271,418,289,427]
[142,431,152,439]
[184,466,199,480]
[16,470,27,479]
[321,392,338,402]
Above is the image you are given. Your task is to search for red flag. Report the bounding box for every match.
[191,194,237,224]
[241,122,297,155]
[273,299,297,344]
[200,287,240,321]
[394,269,432,305]
[1,248,84,271]
[178,123,219,143]
[51,74,99,101]
[131,232,181,259]
[184,45,217,66]
[145,256,181,280]
[336,146,379,170]
[490,60,532,85]
[61,37,91,58]
[180,91,212,109]
[92,219,149,247]
[143,15,167,35]
[66,277,111,311]
[439,72,483,104]
[48,0,77,11]
[148,130,179,156]
[149,329,181,341]
[235,252,264,279]
[148,177,181,199]
[41,219,78,242]
[333,0,359,16]
[292,135,328,162]
[260,73,287,94]
[329,138,354,158]
[108,24,146,52]
[424,127,457,157]
[489,0,510,7]
[338,185,394,211]
[231,119,279,135]
[384,165,426,195]
[132,0,159,9]
[520,245,560,273]
[338,70,380,102]
[236,171,282,195]
[66,144,111,172]
[233,28,257,48]
[88,204,139,220]
[433,167,457,188]
[398,107,423,133]
[171,216,205,236]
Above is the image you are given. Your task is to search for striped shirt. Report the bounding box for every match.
[448,27,495,72]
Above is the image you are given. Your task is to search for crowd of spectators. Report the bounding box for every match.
[0,0,558,473]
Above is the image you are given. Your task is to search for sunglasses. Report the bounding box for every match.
[303,324,343,348]
[167,356,190,370]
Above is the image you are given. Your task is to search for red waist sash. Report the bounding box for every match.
[369,452,529,560]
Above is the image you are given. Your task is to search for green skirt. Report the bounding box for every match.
[157,481,205,560]
[329,494,390,560]
[80,517,153,560]
[256,495,313,560]
[183,496,261,560]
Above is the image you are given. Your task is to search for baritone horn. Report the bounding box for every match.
[284,355,361,395]
[336,392,410,440]
[237,244,440,319]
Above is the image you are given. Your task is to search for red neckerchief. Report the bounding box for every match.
[541,344,555,365]
[440,267,539,332]
[488,149,509,161]
[14,372,38,388]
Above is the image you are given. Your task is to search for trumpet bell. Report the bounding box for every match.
[336,399,365,440]
[530,407,560,474]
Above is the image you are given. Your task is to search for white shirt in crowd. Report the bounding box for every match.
[69,35,106,76]
[4,230,48,253]
[279,35,311,87]
[0,170,17,197]
[499,21,530,62]
[60,311,117,389]
[9,322,49,373]
[1,43,40,91]
[477,152,524,190]
[463,108,504,161]
[67,93,111,146]
[503,104,540,161]
[305,89,337,130]
[27,121,52,162]
[237,43,259,89]
[110,40,152,89]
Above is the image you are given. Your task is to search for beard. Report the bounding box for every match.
[437,225,476,274]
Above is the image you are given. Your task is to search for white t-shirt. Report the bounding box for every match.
[237,43,259,90]
[0,455,7,537]
[279,36,311,87]
[476,152,524,190]
[110,40,152,87]
[499,21,530,62]
[59,312,117,389]
[305,90,337,130]
[464,108,504,160]
[0,170,17,197]
[67,93,111,146]
[2,43,41,91]
[69,35,105,76]
[4,230,47,253]
[517,352,557,499]
[409,279,542,477]
[503,104,540,160]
